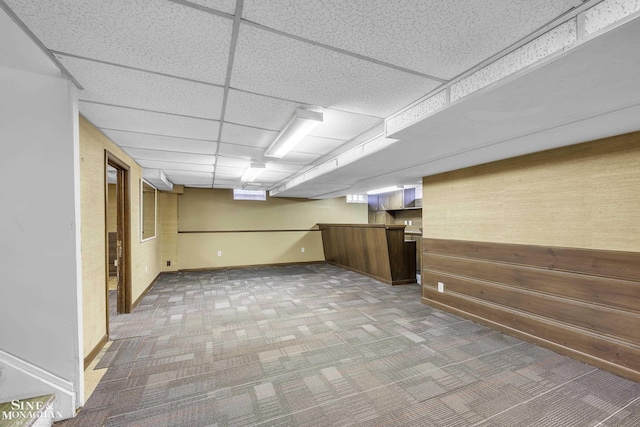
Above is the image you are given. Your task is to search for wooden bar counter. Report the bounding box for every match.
[317,223,416,285]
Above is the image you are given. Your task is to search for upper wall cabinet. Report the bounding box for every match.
[368,188,421,211]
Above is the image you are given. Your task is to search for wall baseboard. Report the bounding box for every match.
[178,260,325,273]
[0,349,75,420]
[421,295,640,383]
[83,334,108,370]
[131,272,161,310]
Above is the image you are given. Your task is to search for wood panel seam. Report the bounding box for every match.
[422,289,640,350]
[422,268,640,316]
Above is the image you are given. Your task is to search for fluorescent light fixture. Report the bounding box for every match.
[241,163,265,182]
[265,109,323,158]
[367,185,404,195]
[233,189,266,201]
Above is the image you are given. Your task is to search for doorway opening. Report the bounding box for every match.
[105,152,132,338]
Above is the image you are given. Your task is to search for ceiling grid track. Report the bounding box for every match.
[81,100,222,123]
[212,0,245,188]
[0,0,84,89]
[5,0,638,194]
[240,19,447,83]
[50,50,227,88]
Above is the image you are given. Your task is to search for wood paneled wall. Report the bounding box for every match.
[420,131,640,380]
[421,238,640,381]
[319,224,416,285]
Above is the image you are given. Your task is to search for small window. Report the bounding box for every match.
[233,189,266,201]
[346,194,367,204]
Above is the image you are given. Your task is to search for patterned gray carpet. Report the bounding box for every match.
[60,263,640,426]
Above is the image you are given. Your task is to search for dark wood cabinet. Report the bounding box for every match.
[318,223,416,286]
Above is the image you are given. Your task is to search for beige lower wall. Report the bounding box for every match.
[179,188,367,231]
[80,116,162,358]
[178,231,324,269]
[422,131,640,252]
[160,191,179,272]
[176,188,367,269]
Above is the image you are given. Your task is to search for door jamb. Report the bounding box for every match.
[104,151,132,325]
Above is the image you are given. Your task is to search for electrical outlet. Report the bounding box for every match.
[408,220,412,226]
[145,265,148,274]
[301,247,305,253]
[167,261,171,267]
[217,250,222,257]
[437,282,444,293]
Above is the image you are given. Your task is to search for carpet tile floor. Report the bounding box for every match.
[57,263,640,426]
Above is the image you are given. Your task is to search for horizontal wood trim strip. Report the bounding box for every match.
[179,229,321,234]
[318,223,406,230]
[422,271,640,344]
[421,294,640,383]
[422,253,640,313]
[422,288,640,371]
[423,238,640,281]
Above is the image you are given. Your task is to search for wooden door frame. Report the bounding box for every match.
[105,151,132,327]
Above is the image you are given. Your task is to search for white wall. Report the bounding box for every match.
[0,7,82,420]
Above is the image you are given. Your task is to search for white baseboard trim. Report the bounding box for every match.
[0,349,76,420]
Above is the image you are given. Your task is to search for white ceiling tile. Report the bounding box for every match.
[164,170,214,179]
[242,0,580,79]
[6,0,232,83]
[172,177,214,186]
[259,170,291,180]
[80,102,219,140]
[263,163,305,173]
[60,56,223,119]
[137,160,215,173]
[215,165,248,179]
[217,143,265,159]
[216,157,251,168]
[231,23,441,117]
[164,171,214,186]
[103,130,217,155]
[183,0,237,14]
[123,148,216,165]
[212,179,241,187]
[214,169,244,179]
[225,89,309,130]
[221,123,278,148]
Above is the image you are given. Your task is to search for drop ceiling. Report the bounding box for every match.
[3,0,639,198]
